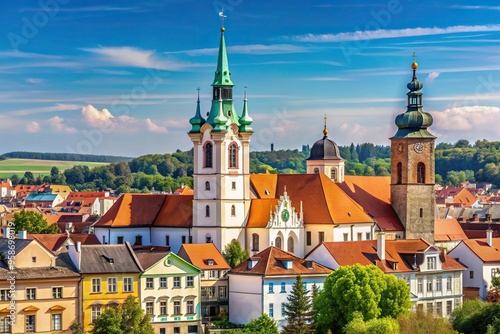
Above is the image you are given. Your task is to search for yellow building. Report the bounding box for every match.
[67,241,143,333]
[0,234,80,333]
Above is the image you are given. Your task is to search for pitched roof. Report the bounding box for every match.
[25,193,59,202]
[153,195,193,227]
[229,246,332,276]
[459,238,500,262]
[339,176,404,231]
[178,243,230,270]
[434,219,468,241]
[79,242,143,273]
[249,173,373,225]
[313,239,465,273]
[247,198,279,228]
[175,185,194,195]
[28,233,100,252]
[134,251,170,270]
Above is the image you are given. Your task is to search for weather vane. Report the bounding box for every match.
[219,8,227,27]
[412,51,416,62]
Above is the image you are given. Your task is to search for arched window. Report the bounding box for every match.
[205,233,212,243]
[231,205,236,216]
[205,205,210,217]
[275,237,282,249]
[417,163,425,184]
[205,181,210,190]
[252,234,259,251]
[314,168,319,174]
[229,143,238,168]
[397,162,402,184]
[204,142,213,168]
[287,236,294,253]
[330,168,337,181]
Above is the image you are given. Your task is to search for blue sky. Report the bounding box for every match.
[2,0,500,157]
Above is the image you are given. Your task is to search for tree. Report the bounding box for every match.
[69,322,83,334]
[398,310,458,334]
[222,239,249,268]
[487,275,500,302]
[243,314,279,334]
[12,210,60,234]
[282,275,313,334]
[344,312,399,334]
[90,295,154,334]
[313,264,411,333]
[451,299,495,333]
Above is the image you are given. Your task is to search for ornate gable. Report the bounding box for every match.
[266,187,303,229]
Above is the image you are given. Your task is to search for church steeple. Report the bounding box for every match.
[239,86,253,132]
[189,88,205,133]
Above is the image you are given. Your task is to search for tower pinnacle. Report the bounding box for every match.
[323,114,328,137]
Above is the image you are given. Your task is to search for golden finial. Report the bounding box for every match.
[323,114,328,136]
[412,51,418,69]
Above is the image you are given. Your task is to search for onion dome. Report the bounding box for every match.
[307,117,343,160]
[239,87,253,132]
[189,88,206,133]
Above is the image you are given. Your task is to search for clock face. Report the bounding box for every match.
[281,209,290,222]
[414,142,424,153]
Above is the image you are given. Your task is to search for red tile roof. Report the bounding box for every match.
[28,233,100,252]
[230,246,333,276]
[434,219,468,241]
[153,195,193,227]
[178,243,230,270]
[460,238,500,262]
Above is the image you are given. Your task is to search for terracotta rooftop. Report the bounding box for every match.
[459,237,500,262]
[178,243,230,270]
[229,246,333,276]
[153,195,193,227]
[28,233,100,252]
[434,219,468,241]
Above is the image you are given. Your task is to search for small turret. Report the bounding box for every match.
[239,86,253,133]
[189,88,206,133]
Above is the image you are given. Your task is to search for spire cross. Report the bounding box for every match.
[244,85,248,100]
[219,8,227,27]
[196,87,200,101]
[324,114,327,130]
[413,51,416,63]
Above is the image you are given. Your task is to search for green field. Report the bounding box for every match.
[0,159,107,178]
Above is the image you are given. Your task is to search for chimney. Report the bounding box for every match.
[487,226,493,247]
[76,241,81,253]
[377,231,386,261]
[18,230,27,239]
[68,241,82,271]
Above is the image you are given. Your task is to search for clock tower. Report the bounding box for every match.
[390,59,435,243]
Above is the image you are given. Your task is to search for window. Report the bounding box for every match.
[26,288,36,300]
[281,282,286,293]
[357,232,362,241]
[427,278,433,292]
[275,237,282,249]
[186,276,194,287]
[366,232,371,240]
[123,277,133,292]
[427,256,437,270]
[219,286,227,299]
[188,325,198,333]
[231,205,236,216]
[418,278,423,293]
[182,235,187,244]
[174,328,180,334]
[343,233,349,241]
[108,277,117,293]
[117,236,124,244]
[287,236,294,253]
[166,235,170,246]
[269,283,274,293]
[146,278,154,289]
[209,270,218,279]
[32,257,36,263]
[420,208,423,218]
[314,168,319,174]
[160,329,166,334]
[189,235,193,243]
[0,290,8,301]
[446,301,453,315]
[447,277,452,290]
[174,277,181,288]
[174,301,181,315]
[135,235,142,246]
[282,303,286,317]
[160,277,167,288]
[436,276,442,291]
[205,234,212,243]
[232,182,236,190]
[146,302,154,316]
[470,271,474,279]
[306,231,311,246]
[252,233,259,251]
[269,303,274,318]
[205,205,210,217]
[0,317,10,333]
[160,301,167,315]
[229,143,238,168]
[25,315,35,332]
[319,231,325,243]
[91,278,101,293]
[417,163,425,183]
[436,302,442,316]
[187,300,194,314]
[492,268,500,277]
[204,142,213,168]
[330,168,337,181]
[205,181,210,190]
[91,306,101,323]
[397,162,402,184]
[427,302,433,314]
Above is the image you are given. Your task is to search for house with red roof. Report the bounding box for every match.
[227,246,332,329]
[434,218,468,251]
[306,235,465,316]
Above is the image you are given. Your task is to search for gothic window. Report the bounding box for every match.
[231,205,236,216]
[275,237,282,249]
[314,168,319,174]
[205,234,212,243]
[417,163,425,184]
[204,142,213,168]
[205,205,210,217]
[252,234,259,251]
[229,143,238,168]
[397,162,402,184]
[205,181,210,190]
[287,236,294,253]
[330,168,336,181]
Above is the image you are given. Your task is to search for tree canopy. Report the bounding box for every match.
[222,239,249,268]
[90,295,154,334]
[243,313,279,334]
[282,275,314,334]
[313,264,411,333]
[451,299,500,334]
[12,210,60,234]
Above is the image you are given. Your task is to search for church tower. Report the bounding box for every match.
[390,58,435,243]
[188,17,253,251]
[306,116,345,182]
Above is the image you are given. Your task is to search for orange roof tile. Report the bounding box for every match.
[434,219,468,241]
[230,246,333,276]
[339,175,404,231]
[153,195,193,227]
[178,243,230,270]
[247,199,279,228]
[453,189,477,208]
[175,186,195,195]
[28,233,100,251]
[461,238,500,262]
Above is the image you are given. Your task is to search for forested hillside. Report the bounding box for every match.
[1,151,132,163]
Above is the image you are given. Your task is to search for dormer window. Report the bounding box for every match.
[207,259,214,266]
[427,256,437,270]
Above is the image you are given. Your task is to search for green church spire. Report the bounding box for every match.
[213,88,228,132]
[239,86,253,132]
[212,26,234,87]
[189,87,205,133]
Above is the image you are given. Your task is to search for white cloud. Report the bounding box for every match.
[8,103,81,116]
[450,5,500,11]
[81,104,114,127]
[170,44,310,56]
[426,71,440,82]
[25,121,40,133]
[292,24,500,42]
[48,116,77,133]
[145,118,167,133]
[432,106,500,131]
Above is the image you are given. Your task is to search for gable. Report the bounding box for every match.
[143,252,200,275]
